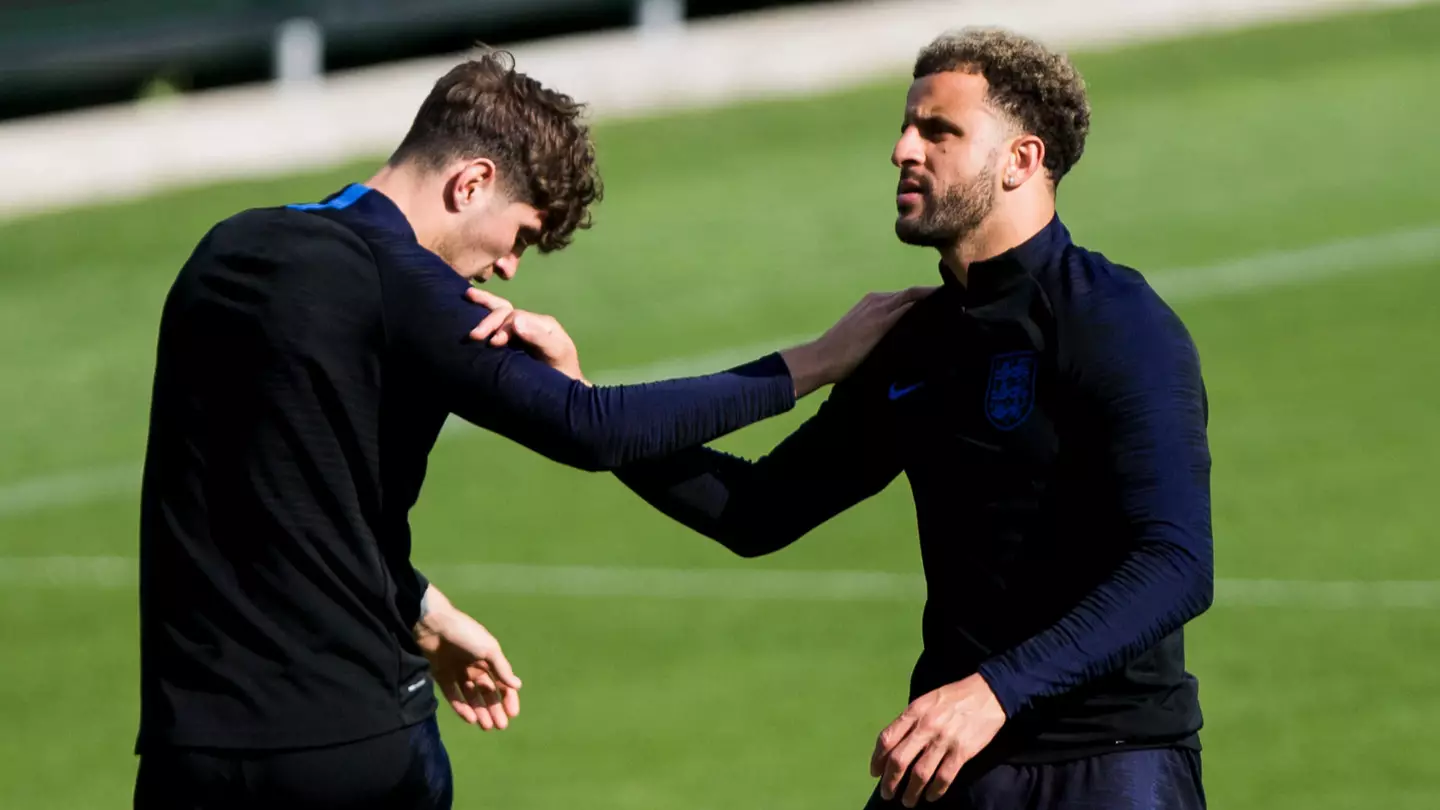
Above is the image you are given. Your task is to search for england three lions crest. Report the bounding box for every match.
[985,351,1037,431]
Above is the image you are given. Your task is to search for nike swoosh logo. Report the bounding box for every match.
[956,435,1003,453]
[888,382,925,400]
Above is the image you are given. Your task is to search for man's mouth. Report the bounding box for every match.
[897,178,925,208]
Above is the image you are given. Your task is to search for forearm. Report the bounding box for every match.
[616,383,903,557]
[616,447,799,557]
[457,352,797,472]
[413,581,461,639]
[394,276,805,473]
[976,538,1213,717]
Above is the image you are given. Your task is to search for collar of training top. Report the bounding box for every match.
[300,183,419,243]
[937,214,1071,309]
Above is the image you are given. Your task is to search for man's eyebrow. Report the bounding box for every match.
[903,111,963,133]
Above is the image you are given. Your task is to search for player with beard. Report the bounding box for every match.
[479,27,1214,810]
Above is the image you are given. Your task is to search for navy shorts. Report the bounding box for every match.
[864,747,1205,810]
[134,716,453,810]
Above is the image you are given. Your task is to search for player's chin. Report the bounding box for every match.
[894,210,921,233]
[894,216,937,246]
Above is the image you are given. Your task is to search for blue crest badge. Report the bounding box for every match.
[985,351,1037,431]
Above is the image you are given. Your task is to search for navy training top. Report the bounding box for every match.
[617,215,1214,764]
[136,184,797,751]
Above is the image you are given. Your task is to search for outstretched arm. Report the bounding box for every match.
[387,264,924,472]
[615,373,904,557]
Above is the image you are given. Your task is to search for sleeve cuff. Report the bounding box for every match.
[726,352,798,410]
[976,658,1026,719]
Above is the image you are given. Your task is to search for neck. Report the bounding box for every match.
[364,163,445,254]
[940,192,1055,286]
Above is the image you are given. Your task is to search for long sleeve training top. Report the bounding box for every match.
[617,215,1214,763]
[137,184,797,752]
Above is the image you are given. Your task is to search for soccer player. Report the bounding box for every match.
[485,28,1214,810]
[133,52,921,809]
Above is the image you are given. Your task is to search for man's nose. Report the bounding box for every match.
[892,127,923,167]
[495,254,519,280]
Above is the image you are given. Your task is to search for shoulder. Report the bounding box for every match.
[1044,244,1196,352]
[834,285,947,400]
[1039,244,1203,398]
[214,206,370,250]
[192,206,377,282]
[162,209,385,345]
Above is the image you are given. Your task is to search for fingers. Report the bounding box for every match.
[470,308,513,342]
[471,670,510,730]
[509,313,566,352]
[508,311,550,338]
[895,285,938,305]
[502,683,521,719]
[480,642,523,690]
[445,668,520,732]
[467,288,517,342]
[465,287,515,312]
[440,679,479,726]
[871,711,918,777]
[878,301,917,329]
[880,731,930,803]
[483,690,510,731]
[924,748,965,805]
[901,742,947,808]
[462,673,503,730]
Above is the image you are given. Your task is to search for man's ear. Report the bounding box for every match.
[1003,134,1046,190]
[448,158,499,211]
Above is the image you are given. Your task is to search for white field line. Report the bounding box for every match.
[2,222,1437,519]
[2,556,1438,610]
[0,463,140,519]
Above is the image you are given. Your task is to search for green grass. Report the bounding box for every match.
[3,3,1440,807]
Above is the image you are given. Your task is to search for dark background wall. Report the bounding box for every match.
[0,0,844,121]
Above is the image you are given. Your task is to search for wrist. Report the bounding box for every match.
[414,585,457,638]
[779,341,833,398]
[974,661,1019,719]
[551,353,586,384]
[416,605,459,639]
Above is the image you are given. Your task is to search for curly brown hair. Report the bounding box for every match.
[914,28,1091,186]
[388,50,603,253]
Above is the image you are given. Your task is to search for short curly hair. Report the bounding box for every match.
[914,28,1091,186]
[388,50,603,253]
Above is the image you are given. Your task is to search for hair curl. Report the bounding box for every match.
[915,28,1091,185]
[389,49,603,252]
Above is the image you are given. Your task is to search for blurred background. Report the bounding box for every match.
[1,1,1438,808]
[0,0,855,119]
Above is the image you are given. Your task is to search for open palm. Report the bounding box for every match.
[417,609,523,731]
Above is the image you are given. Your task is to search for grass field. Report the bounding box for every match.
[3,4,1440,808]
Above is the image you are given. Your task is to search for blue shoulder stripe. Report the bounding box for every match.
[287,183,371,211]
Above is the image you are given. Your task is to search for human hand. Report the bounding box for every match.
[465,287,587,383]
[415,592,523,731]
[870,673,1007,806]
[779,287,935,397]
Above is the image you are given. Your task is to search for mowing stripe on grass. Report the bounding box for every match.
[2,223,1438,519]
[0,464,139,518]
[2,555,1439,610]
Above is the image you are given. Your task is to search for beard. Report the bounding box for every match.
[431,218,488,278]
[431,233,461,268]
[894,164,996,247]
